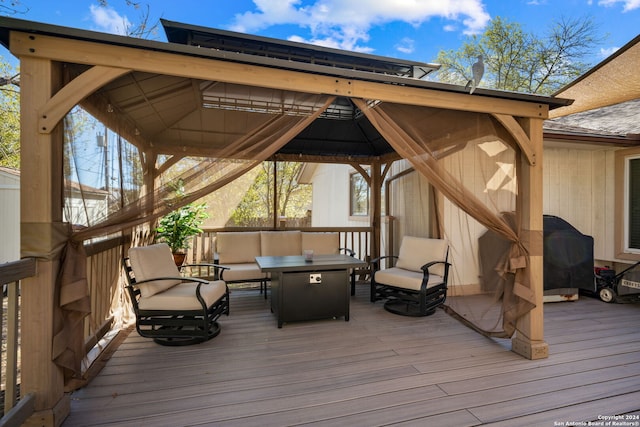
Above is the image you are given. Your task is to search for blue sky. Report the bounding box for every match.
[1,0,640,69]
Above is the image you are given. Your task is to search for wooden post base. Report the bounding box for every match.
[512,336,549,360]
[25,395,69,427]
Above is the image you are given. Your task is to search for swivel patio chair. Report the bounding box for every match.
[123,243,230,345]
[371,236,450,316]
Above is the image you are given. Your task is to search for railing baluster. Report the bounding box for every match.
[5,280,19,413]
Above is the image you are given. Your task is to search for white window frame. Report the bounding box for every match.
[349,170,369,218]
[624,155,640,254]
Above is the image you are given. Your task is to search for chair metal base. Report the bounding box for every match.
[383,299,436,317]
[151,321,221,346]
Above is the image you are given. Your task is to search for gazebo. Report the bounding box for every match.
[0,16,572,425]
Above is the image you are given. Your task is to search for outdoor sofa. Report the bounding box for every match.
[215,230,356,296]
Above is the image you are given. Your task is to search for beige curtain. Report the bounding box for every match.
[52,92,335,386]
[353,98,537,338]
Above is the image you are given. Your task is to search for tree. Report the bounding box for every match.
[0,58,19,168]
[435,16,603,94]
[229,162,312,226]
[97,0,160,39]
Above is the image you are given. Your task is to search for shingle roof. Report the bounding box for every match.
[546,98,640,137]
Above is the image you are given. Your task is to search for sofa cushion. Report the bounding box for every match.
[261,231,302,257]
[128,243,182,298]
[220,262,267,282]
[217,232,261,264]
[138,280,227,311]
[374,267,444,291]
[301,232,339,255]
[395,236,448,277]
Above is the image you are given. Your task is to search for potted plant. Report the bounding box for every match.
[155,202,208,266]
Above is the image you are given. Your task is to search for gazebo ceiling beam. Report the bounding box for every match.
[492,113,536,165]
[10,31,549,119]
[37,65,131,134]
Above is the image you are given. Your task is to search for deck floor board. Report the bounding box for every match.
[63,284,640,426]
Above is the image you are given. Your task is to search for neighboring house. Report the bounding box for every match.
[0,166,20,264]
[303,99,640,287]
[64,180,110,230]
[0,168,109,263]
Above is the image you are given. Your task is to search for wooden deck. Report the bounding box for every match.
[64,284,640,426]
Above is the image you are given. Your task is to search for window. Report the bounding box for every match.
[350,171,369,216]
[625,156,640,252]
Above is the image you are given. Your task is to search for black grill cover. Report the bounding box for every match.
[478,213,595,292]
[543,215,595,291]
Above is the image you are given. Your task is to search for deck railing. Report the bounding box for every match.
[0,235,129,426]
[82,236,130,364]
[0,258,36,425]
[0,227,370,425]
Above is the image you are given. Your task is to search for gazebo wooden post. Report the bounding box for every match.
[512,117,548,360]
[19,57,70,426]
[143,150,158,242]
[370,160,383,261]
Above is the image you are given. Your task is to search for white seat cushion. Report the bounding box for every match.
[395,236,448,277]
[138,280,227,311]
[129,243,182,298]
[375,267,444,291]
[220,262,266,282]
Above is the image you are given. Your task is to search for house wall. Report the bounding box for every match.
[543,142,617,263]
[307,141,620,288]
[64,193,109,228]
[309,164,370,228]
[0,169,20,263]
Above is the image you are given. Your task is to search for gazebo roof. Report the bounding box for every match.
[161,19,441,80]
[0,16,572,163]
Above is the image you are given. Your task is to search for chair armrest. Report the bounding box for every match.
[184,263,229,270]
[133,276,214,309]
[133,276,209,286]
[340,247,356,257]
[420,261,451,276]
[370,255,398,271]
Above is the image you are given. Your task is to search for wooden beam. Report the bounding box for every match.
[492,113,538,166]
[512,117,548,360]
[79,93,148,151]
[156,155,183,176]
[19,57,70,425]
[10,31,549,119]
[350,163,371,185]
[370,160,383,261]
[38,65,131,134]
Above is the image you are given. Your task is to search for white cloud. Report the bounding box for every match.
[395,37,415,54]
[231,0,490,51]
[89,4,131,35]
[598,0,640,11]
[600,46,620,58]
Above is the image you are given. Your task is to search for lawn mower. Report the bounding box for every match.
[593,261,640,303]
